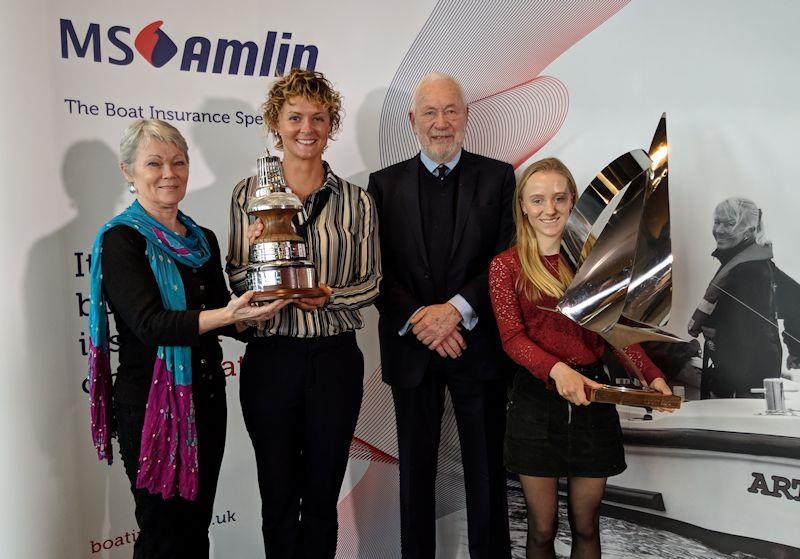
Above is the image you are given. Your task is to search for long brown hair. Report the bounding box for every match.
[513,157,578,301]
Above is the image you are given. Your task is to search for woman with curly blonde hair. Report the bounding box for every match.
[226,69,381,558]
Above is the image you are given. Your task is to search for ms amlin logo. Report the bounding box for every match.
[60,19,318,76]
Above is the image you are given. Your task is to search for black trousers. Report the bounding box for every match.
[392,359,510,559]
[114,388,227,559]
[240,332,364,559]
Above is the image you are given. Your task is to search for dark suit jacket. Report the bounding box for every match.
[367,150,515,388]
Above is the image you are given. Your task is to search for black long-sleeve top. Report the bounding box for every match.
[101,224,236,407]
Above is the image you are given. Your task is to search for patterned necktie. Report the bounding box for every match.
[434,164,448,181]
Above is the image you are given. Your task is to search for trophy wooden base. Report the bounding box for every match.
[585,385,682,409]
[251,287,326,302]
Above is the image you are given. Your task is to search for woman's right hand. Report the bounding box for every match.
[548,362,603,406]
[227,291,289,323]
[247,218,264,244]
[198,291,289,335]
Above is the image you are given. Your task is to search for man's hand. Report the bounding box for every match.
[411,303,462,347]
[432,329,467,359]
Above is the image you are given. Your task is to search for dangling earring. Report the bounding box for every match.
[128,182,136,194]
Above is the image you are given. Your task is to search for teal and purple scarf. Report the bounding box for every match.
[88,200,210,500]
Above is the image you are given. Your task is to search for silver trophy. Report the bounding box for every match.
[559,113,680,348]
[557,114,682,408]
[245,152,324,301]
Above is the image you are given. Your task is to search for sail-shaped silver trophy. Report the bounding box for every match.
[557,114,682,409]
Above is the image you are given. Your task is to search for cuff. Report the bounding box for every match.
[537,357,562,390]
[449,294,478,330]
[398,307,424,335]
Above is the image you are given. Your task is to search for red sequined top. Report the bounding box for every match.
[488,247,664,386]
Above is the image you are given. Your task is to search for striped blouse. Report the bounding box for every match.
[226,162,381,338]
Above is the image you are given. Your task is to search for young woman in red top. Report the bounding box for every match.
[488,157,672,559]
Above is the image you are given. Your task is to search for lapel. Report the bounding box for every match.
[450,150,478,259]
[400,155,430,270]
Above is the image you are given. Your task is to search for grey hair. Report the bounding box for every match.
[411,72,467,113]
[119,119,189,169]
[715,197,769,245]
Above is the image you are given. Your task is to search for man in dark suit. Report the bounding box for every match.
[367,73,514,559]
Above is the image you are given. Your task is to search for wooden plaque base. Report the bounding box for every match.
[585,385,682,409]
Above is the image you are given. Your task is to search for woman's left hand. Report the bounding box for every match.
[649,377,672,396]
[293,282,333,312]
[648,377,676,413]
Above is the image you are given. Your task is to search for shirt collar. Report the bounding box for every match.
[419,149,462,176]
[319,160,341,195]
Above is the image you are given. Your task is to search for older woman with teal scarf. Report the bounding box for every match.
[88,119,287,559]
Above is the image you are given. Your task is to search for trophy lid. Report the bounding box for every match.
[247,150,302,212]
[256,152,287,190]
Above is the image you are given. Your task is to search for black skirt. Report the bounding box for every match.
[504,364,626,478]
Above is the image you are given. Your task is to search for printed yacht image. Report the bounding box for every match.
[508,382,799,558]
[608,383,798,556]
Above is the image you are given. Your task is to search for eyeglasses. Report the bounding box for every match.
[416,108,465,122]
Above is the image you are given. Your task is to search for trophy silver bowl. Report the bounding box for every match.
[245,152,324,301]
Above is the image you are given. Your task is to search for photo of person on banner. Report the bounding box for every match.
[226,69,381,559]
[87,119,287,559]
[688,197,800,398]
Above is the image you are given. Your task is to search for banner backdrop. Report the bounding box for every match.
[2,1,799,558]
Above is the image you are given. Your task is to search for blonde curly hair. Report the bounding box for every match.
[261,68,343,150]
